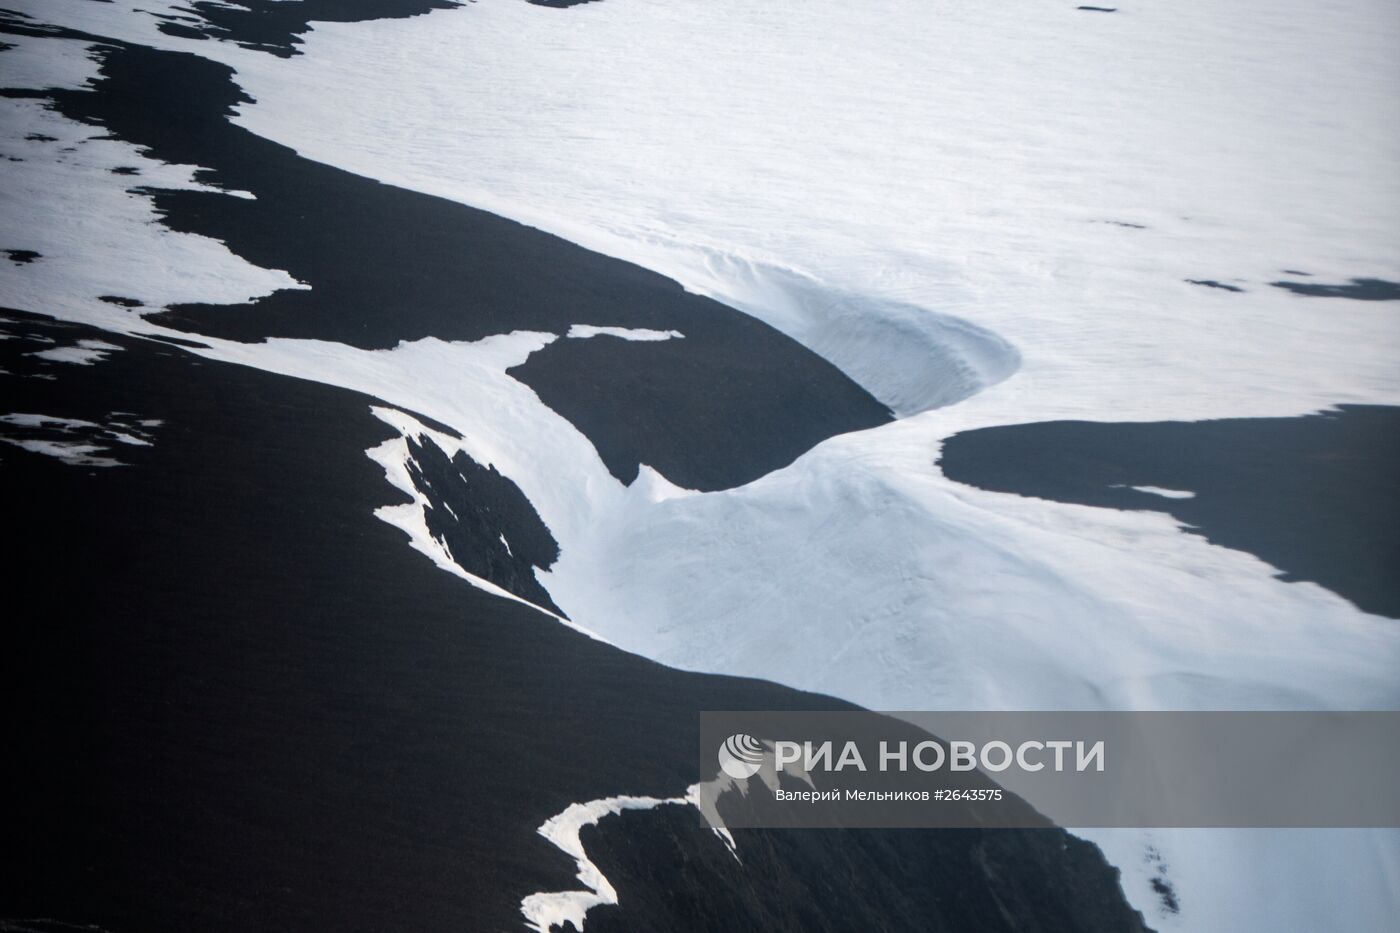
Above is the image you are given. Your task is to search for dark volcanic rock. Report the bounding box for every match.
[1271,277,1400,301]
[583,805,1150,933]
[940,407,1400,617]
[404,432,563,614]
[1185,279,1244,292]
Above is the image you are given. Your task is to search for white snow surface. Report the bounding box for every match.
[28,339,121,366]
[566,324,683,342]
[220,0,1400,425]
[0,437,118,466]
[3,2,1399,932]
[1127,485,1197,500]
[0,30,101,91]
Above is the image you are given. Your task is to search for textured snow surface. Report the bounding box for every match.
[222,0,1400,424]
[4,2,1399,931]
[0,30,101,91]
[0,112,295,340]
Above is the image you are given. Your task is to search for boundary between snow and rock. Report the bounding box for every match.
[0,10,1065,933]
[518,793,688,933]
[8,7,1400,930]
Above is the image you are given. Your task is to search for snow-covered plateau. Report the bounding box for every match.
[3,1,1398,931]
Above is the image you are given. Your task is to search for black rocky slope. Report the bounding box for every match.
[940,410,1400,618]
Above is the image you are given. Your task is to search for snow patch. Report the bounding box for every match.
[1126,485,1197,500]
[0,437,121,467]
[27,339,121,366]
[0,410,160,466]
[566,324,683,342]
